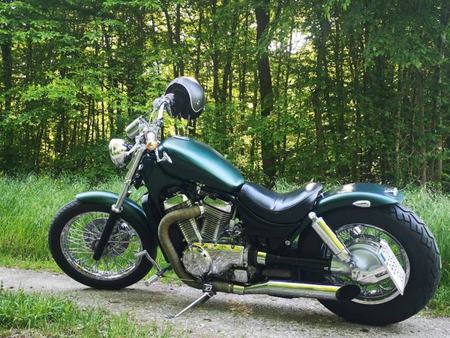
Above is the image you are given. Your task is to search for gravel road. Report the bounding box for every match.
[0,267,448,337]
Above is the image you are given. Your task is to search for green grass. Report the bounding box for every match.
[0,175,168,271]
[0,175,449,315]
[0,286,177,337]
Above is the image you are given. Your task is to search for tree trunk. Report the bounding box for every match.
[311,8,331,177]
[416,71,427,185]
[175,3,184,76]
[433,0,449,183]
[255,0,276,185]
[1,37,12,113]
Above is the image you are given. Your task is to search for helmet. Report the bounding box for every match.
[165,77,205,119]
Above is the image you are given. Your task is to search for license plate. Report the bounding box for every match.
[378,239,406,295]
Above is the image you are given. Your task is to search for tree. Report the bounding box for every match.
[255,0,276,185]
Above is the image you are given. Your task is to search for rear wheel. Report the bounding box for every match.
[49,200,157,290]
[298,205,441,325]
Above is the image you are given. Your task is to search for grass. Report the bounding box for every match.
[0,286,176,337]
[0,175,449,316]
[0,175,168,271]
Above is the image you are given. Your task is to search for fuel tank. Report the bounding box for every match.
[158,136,244,194]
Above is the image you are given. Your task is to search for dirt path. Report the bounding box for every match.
[0,267,448,338]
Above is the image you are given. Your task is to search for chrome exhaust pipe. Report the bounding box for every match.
[158,207,360,301]
[229,280,360,301]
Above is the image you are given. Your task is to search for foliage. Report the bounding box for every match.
[0,0,448,188]
[0,286,177,337]
[0,175,165,268]
[0,175,448,314]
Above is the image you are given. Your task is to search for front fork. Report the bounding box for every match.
[93,147,146,261]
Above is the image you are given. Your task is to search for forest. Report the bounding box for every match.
[0,0,448,188]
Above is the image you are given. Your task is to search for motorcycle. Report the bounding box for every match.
[49,77,441,325]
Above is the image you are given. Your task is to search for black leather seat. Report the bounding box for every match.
[238,182,323,224]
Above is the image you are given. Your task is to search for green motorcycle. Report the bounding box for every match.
[49,77,441,325]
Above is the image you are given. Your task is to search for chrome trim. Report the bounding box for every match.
[108,139,129,168]
[239,280,345,300]
[232,285,245,294]
[308,212,352,263]
[60,212,143,281]
[194,242,244,253]
[352,200,371,208]
[111,146,145,213]
[330,259,352,274]
[385,187,398,196]
[157,207,360,302]
[125,117,141,139]
[256,251,267,265]
[328,223,411,305]
[136,250,161,271]
[155,149,172,164]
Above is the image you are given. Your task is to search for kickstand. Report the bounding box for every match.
[167,284,215,319]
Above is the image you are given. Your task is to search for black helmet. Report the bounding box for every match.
[165,77,205,119]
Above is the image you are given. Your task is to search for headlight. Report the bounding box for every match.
[109,139,129,168]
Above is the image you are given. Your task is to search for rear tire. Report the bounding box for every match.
[49,200,157,290]
[299,204,441,325]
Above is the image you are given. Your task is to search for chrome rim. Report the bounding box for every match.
[323,223,410,305]
[60,212,144,280]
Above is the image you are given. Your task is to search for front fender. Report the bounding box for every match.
[76,191,158,236]
[314,183,404,214]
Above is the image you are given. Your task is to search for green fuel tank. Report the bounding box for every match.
[158,136,244,194]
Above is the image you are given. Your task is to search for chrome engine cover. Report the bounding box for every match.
[169,195,249,281]
[181,245,212,276]
[181,243,246,279]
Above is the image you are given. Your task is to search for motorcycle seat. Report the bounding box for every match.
[238,182,323,224]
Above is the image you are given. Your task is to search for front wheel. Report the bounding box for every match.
[49,200,157,290]
[299,204,441,325]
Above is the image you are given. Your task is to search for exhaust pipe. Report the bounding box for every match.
[158,206,360,301]
[158,205,234,292]
[229,280,360,301]
[158,205,204,289]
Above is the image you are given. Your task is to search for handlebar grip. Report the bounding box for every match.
[152,94,175,118]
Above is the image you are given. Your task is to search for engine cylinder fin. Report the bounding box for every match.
[165,197,202,244]
[201,202,232,242]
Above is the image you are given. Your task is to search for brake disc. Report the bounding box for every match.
[83,218,131,257]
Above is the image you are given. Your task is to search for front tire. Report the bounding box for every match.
[49,200,157,290]
[299,204,441,325]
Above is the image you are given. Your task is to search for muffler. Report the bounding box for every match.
[229,280,360,301]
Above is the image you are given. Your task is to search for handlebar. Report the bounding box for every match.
[152,94,174,122]
[123,95,175,157]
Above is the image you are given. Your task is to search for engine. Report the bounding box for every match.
[164,195,252,283]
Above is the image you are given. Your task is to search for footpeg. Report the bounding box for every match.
[136,250,172,285]
[136,250,161,269]
[167,284,215,319]
[144,265,172,286]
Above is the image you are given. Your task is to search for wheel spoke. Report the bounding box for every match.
[60,211,144,281]
[326,223,410,305]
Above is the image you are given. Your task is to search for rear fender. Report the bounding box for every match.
[314,183,404,215]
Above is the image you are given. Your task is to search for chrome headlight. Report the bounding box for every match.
[109,139,129,168]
